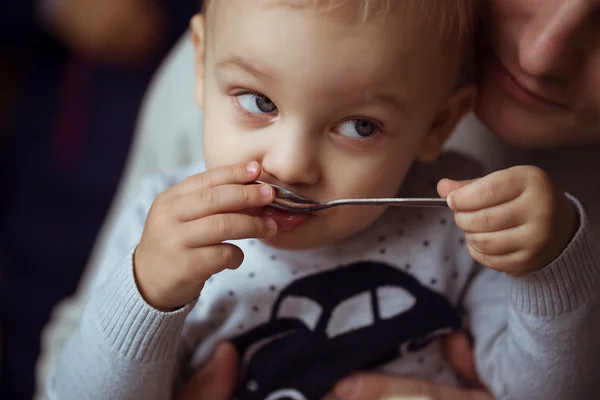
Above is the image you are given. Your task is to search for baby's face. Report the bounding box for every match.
[197,0,470,250]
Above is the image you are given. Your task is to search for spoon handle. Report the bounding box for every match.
[326,198,448,208]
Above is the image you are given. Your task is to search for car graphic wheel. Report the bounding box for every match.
[264,388,308,400]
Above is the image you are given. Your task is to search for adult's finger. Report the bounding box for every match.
[176,161,262,195]
[176,342,239,400]
[333,373,492,400]
[443,332,482,388]
[443,169,525,212]
[174,183,274,222]
[179,213,277,248]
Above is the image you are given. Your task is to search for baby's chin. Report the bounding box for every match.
[258,230,337,251]
[258,226,355,250]
[258,213,383,251]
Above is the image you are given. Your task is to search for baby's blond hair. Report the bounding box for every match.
[203,0,478,48]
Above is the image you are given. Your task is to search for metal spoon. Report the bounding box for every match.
[254,181,448,213]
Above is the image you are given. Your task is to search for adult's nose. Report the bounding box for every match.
[518,1,587,77]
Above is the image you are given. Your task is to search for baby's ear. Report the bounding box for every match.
[190,14,206,108]
[418,84,476,162]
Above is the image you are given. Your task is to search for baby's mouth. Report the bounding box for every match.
[262,206,311,232]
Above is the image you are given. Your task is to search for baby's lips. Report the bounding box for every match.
[262,207,310,232]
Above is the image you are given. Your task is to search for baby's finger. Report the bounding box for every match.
[468,247,532,276]
[174,183,274,222]
[175,161,262,195]
[180,213,277,248]
[465,227,525,256]
[437,178,479,199]
[454,203,523,233]
[188,243,246,280]
[447,169,524,212]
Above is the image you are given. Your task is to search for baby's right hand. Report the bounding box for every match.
[134,162,277,311]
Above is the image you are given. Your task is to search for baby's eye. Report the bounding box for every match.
[236,93,278,115]
[336,119,379,138]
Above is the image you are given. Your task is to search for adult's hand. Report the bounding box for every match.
[43,0,165,63]
[175,342,239,400]
[442,331,481,388]
[333,374,492,400]
[177,332,485,400]
[332,331,489,400]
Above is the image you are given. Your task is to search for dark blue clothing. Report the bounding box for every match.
[0,2,201,398]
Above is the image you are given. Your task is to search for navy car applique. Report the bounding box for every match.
[231,261,461,400]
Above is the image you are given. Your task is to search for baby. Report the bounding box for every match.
[52,1,598,399]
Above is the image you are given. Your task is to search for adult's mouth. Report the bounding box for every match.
[488,52,569,112]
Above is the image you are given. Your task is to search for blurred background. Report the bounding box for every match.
[0,1,202,398]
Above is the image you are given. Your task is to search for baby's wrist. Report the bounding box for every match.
[551,193,579,259]
[561,193,580,239]
[132,246,180,312]
[526,193,579,275]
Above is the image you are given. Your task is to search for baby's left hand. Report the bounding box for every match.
[438,166,577,276]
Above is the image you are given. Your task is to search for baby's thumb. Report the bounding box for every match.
[176,342,239,400]
[437,178,478,205]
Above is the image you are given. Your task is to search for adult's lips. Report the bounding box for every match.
[488,51,569,111]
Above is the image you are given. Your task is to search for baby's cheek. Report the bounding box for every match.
[203,140,249,171]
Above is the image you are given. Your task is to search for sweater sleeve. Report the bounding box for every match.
[463,196,600,400]
[50,177,195,400]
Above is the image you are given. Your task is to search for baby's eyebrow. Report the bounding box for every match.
[216,55,409,115]
[216,56,271,80]
[365,91,409,116]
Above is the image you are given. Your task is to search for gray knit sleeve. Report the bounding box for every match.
[50,176,195,400]
[464,196,600,399]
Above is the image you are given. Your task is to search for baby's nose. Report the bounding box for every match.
[260,133,320,186]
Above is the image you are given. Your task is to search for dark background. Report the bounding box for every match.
[0,1,201,398]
